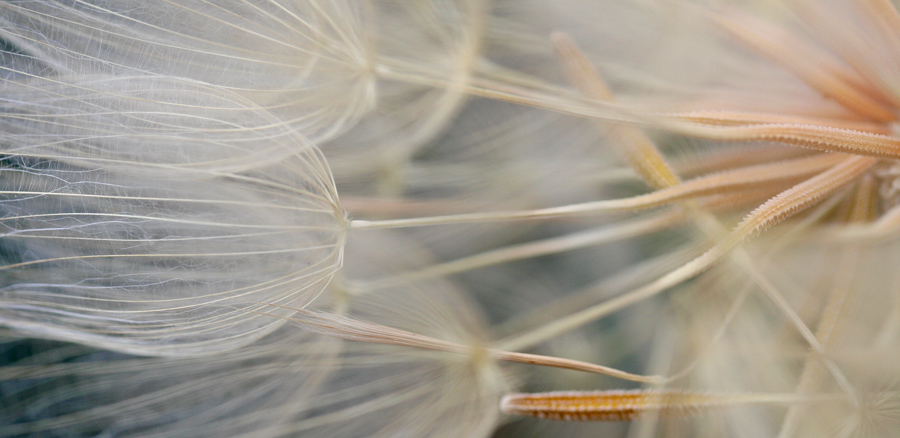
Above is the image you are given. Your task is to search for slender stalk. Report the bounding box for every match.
[264,307,665,383]
[348,154,840,230]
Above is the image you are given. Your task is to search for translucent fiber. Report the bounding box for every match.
[0,131,346,356]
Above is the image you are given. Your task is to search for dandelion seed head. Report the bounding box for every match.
[5,0,900,437]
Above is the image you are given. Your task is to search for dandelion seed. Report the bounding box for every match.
[500,389,829,422]
[0,135,346,355]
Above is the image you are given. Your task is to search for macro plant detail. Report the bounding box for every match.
[2,0,900,437]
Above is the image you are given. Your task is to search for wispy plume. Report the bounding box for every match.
[3,0,900,437]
